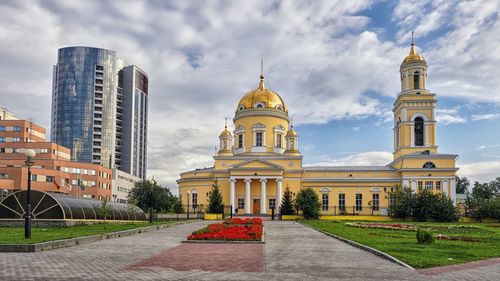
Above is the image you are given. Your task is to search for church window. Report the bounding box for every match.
[322,194,329,211]
[389,194,396,208]
[414,117,424,146]
[396,119,401,149]
[418,181,423,191]
[276,133,282,148]
[256,132,263,146]
[269,198,276,210]
[275,105,283,111]
[238,134,243,148]
[436,181,441,191]
[425,181,433,190]
[238,105,244,111]
[238,198,244,209]
[423,162,436,168]
[191,192,198,207]
[355,194,362,211]
[413,71,420,89]
[255,103,264,108]
[372,194,379,211]
[338,194,345,212]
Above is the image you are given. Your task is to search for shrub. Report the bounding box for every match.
[390,186,415,219]
[431,193,458,222]
[294,188,321,219]
[207,180,224,214]
[416,229,434,244]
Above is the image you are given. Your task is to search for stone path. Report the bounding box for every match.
[0,221,498,280]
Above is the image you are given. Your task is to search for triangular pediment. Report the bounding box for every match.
[229,158,284,170]
[252,123,267,129]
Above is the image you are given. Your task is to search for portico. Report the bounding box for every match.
[229,176,283,215]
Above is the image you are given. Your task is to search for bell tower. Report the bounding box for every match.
[393,32,438,159]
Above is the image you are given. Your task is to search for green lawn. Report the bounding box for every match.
[302,220,500,268]
[0,220,184,245]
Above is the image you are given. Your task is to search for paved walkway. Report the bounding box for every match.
[0,221,498,280]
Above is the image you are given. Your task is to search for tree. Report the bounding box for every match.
[466,179,500,221]
[280,186,295,215]
[207,180,224,214]
[173,197,184,214]
[294,187,321,219]
[128,179,175,222]
[96,200,113,221]
[455,176,470,194]
[413,189,436,222]
[430,193,458,222]
[390,186,415,219]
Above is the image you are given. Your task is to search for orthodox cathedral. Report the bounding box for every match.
[177,37,458,216]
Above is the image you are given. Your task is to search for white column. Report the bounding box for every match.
[402,179,410,189]
[410,180,417,193]
[244,178,251,214]
[260,179,267,215]
[450,177,457,206]
[425,124,429,146]
[276,179,283,213]
[442,180,449,196]
[410,124,414,147]
[230,179,236,213]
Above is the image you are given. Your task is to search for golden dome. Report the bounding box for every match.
[220,128,231,137]
[286,127,298,137]
[402,32,425,64]
[237,75,287,112]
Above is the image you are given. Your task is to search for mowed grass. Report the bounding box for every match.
[302,220,500,268]
[0,220,182,244]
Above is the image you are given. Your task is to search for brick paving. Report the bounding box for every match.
[0,220,498,280]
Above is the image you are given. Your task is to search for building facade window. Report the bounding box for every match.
[31,174,37,181]
[423,162,436,168]
[425,181,433,190]
[269,198,276,210]
[13,126,21,132]
[418,181,423,191]
[256,132,263,146]
[276,133,282,148]
[389,194,396,208]
[372,194,379,211]
[355,194,362,211]
[414,117,424,146]
[0,137,5,142]
[338,194,345,212]
[322,194,329,211]
[238,198,244,210]
[0,126,5,131]
[413,71,420,89]
[46,176,54,182]
[191,193,198,207]
[12,137,20,142]
[436,181,441,191]
[238,134,243,148]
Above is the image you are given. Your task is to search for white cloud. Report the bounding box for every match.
[435,108,467,124]
[352,126,361,132]
[471,113,500,121]
[458,160,500,183]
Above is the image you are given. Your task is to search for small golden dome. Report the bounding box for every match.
[220,128,231,137]
[402,32,425,64]
[237,75,287,112]
[286,127,298,137]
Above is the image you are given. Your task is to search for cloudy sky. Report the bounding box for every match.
[1,0,499,191]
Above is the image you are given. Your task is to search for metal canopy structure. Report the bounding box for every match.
[0,190,146,221]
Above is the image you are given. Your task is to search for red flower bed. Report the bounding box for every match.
[188,218,263,241]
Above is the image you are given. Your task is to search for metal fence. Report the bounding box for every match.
[156,205,235,221]
[318,205,392,216]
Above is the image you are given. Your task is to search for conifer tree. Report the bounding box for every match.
[207,179,224,214]
[281,185,295,215]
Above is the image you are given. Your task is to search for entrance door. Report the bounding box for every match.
[253,199,260,214]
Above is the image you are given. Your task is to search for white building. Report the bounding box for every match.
[112,168,140,203]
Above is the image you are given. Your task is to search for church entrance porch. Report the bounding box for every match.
[230,177,283,215]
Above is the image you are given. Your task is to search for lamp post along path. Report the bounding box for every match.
[24,149,36,239]
[186,191,190,220]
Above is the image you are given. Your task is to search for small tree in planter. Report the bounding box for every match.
[281,186,295,215]
[96,200,113,221]
[294,187,321,219]
[207,180,224,214]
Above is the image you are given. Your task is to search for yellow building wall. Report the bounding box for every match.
[234,115,288,152]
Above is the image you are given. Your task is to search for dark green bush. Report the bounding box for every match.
[416,229,434,244]
[294,187,321,219]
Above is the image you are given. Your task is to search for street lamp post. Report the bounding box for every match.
[186,191,190,220]
[24,149,36,239]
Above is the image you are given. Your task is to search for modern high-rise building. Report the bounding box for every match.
[51,47,148,179]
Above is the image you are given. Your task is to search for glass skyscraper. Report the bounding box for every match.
[51,47,148,179]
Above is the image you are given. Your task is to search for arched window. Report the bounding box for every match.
[255,103,264,108]
[414,117,424,146]
[396,119,401,149]
[275,105,283,111]
[238,105,245,111]
[423,162,436,168]
[413,71,420,89]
